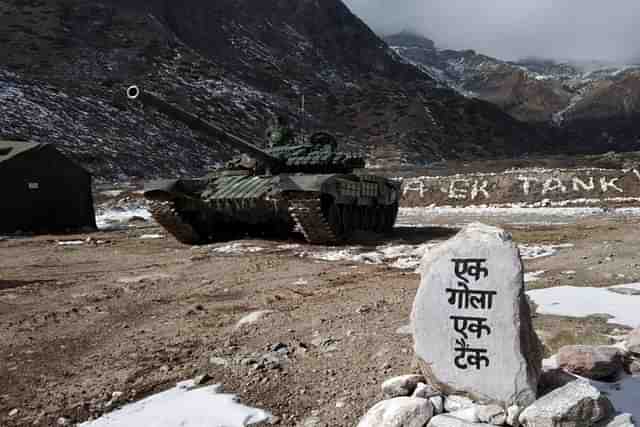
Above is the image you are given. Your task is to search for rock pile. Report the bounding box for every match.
[357,223,638,427]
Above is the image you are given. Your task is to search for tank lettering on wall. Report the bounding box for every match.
[446,179,491,200]
[402,169,640,202]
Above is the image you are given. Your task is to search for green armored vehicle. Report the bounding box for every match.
[126,86,400,245]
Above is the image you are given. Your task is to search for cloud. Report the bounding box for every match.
[344,0,640,63]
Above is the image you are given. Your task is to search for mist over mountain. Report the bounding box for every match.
[344,0,640,63]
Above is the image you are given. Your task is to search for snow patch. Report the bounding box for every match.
[57,240,85,246]
[527,283,640,327]
[519,243,574,259]
[304,242,441,271]
[96,207,152,230]
[211,243,266,255]
[79,383,270,427]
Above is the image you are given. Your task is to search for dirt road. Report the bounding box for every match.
[2,208,640,426]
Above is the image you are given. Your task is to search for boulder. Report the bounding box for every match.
[357,397,434,427]
[412,223,542,407]
[382,375,427,398]
[519,380,614,427]
[556,345,625,380]
[449,407,480,423]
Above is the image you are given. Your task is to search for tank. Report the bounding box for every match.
[126,85,401,245]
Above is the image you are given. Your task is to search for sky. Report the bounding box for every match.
[343,0,640,63]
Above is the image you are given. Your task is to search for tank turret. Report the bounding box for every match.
[126,85,400,245]
[126,86,364,174]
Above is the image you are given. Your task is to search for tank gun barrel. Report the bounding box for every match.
[126,85,281,168]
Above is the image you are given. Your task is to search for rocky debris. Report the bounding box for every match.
[382,375,427,398]
[556,345,626,380]
[412,223,542,406]
[518,380,614,427]
[477,405,507,425]
[428,414,491,427]
[357,397,434,427]
[627,328,640,354]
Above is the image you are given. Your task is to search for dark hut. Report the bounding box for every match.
[0,141,96,234]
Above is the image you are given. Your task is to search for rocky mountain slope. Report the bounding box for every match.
[0,0,545,179]
[387,31,640,154]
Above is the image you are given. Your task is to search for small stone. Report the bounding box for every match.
[444,395,474,412]
[505,406,521,427]
[357,397,434,427]
[429,396,444,415]
[160,365,170,373]
[9,408,18,417]
[628,360,640,374]
[382,374,426,398]
[449,406,479,423]
[412,382,440,399]
[557,345,625,380]
[519,380,614,427]
[477,405,506,425]
[57,417,70,426]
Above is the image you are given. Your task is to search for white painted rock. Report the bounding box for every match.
[519,380,614,427]
[382,375,426,398]
[556,345,625,380]
[412,223,542,406]
[357,397,434,427]
[444,395,475,412]
[428,414,493,427]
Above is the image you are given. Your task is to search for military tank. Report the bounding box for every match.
[126,85,400,245]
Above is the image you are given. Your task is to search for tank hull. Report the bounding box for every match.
[144,173,400,245]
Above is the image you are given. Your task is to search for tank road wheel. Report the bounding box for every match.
[341,205,355,236]
[374,206,386,233]
[328,202,344,237]
[383,203,399,232]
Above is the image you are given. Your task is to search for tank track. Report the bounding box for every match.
[148,201,201,245]
[288,198,339,245]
